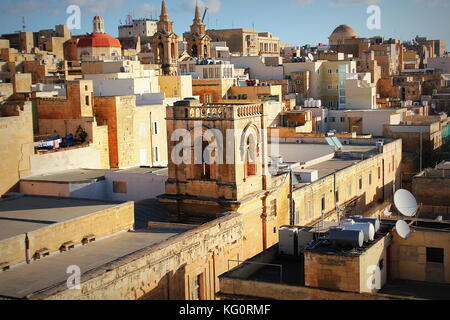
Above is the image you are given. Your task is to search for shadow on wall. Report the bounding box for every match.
[139,264,187,300]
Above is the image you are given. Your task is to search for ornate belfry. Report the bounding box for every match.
[152,0,179,75]
[185,1,211,58]
[159,99,271,224]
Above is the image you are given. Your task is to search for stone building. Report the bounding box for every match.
[77,16,122,61]
[207,29,280,57]
[184,2,211,58]
[0,101,34,196]
[151,0,179,75]
[328,25,359,46]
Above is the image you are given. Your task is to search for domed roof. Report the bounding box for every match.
[330,24,358,39]
[77,33,121,48]
[93,16,104,21]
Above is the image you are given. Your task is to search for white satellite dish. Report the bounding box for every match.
[308,53,314,61]
[395,220,411,239]
[394,189,418,217]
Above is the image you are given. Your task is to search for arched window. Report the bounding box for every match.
[158,43,164,63]
[204,45,208,58]
[192,44,198,57]
[171,43,176,60]
[243,129,258,178]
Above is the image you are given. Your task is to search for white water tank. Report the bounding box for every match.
[329,227,364,248]
[279,227,297,255]
[350,216,381,232]
[340,220,375,242]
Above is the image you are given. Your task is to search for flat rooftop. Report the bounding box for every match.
[379,279,450,300]
[304,158,360,179]
[21,169,110,184]
[114,167,168,176]
[0,226,193,299]
[0,195,121,241]
[21,167,169,184]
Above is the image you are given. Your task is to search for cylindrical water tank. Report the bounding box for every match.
[350,216,381,232]
[340,221,375,242]
[329,227,364,248]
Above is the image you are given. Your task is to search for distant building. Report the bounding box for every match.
[207,28,280,57]
[77,16,122,61]
[184,2,211,58]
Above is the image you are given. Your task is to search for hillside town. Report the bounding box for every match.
[0,0,449,302]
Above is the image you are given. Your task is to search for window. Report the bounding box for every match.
[321,195,326,213]
[340,117,345,122]
[426,247,444,263]
[327,85,333,90]
[378,167,381,180]
[270,199,277,216]
[369,172,372,185]
[85,95,90,106]
[335,187,340,203]
[204,94,211,103]
[113,181,128,194]
[154,146,160,162]
[359,176,363,190]
[307,200,312,220]
[379,259,384,270]
[328,69,332,74]
[153,122,159,135]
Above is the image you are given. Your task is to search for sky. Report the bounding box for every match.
[0,0,449,49]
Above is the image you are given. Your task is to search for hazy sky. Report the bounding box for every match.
[0,0,449,49]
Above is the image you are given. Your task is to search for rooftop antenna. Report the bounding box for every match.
[126,14,133,25]
[21,17,26,32]
[202,7,208,24]
[393,189,421,239]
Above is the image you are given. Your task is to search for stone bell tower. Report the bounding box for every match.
[159,99,271,223]
[152,0,179,75]
[185,1,211,58]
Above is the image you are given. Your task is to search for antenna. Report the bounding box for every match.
[395,220,411,239]
[22,17,26,32]
[202,7,208,23]
[394,189,418,217]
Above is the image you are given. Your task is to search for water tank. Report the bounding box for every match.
[329,227,364,248]
[340,220,375,242]
[279,227,297,255]
[350,216,380,232]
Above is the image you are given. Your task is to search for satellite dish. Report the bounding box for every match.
[395,220,411,239]
[308,53,314,61]
[384,209,392,217]
[394,189,418,217]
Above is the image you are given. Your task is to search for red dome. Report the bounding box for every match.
[77,33,121,48]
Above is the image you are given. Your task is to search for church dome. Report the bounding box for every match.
[77,33,122,48]
[329,25,358,45]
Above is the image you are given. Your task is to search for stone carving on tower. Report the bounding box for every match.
[151,0,179,75]
[185,1,211,58]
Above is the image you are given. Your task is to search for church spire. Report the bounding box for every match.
[194,0,202,23]
[160,0,169,21]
